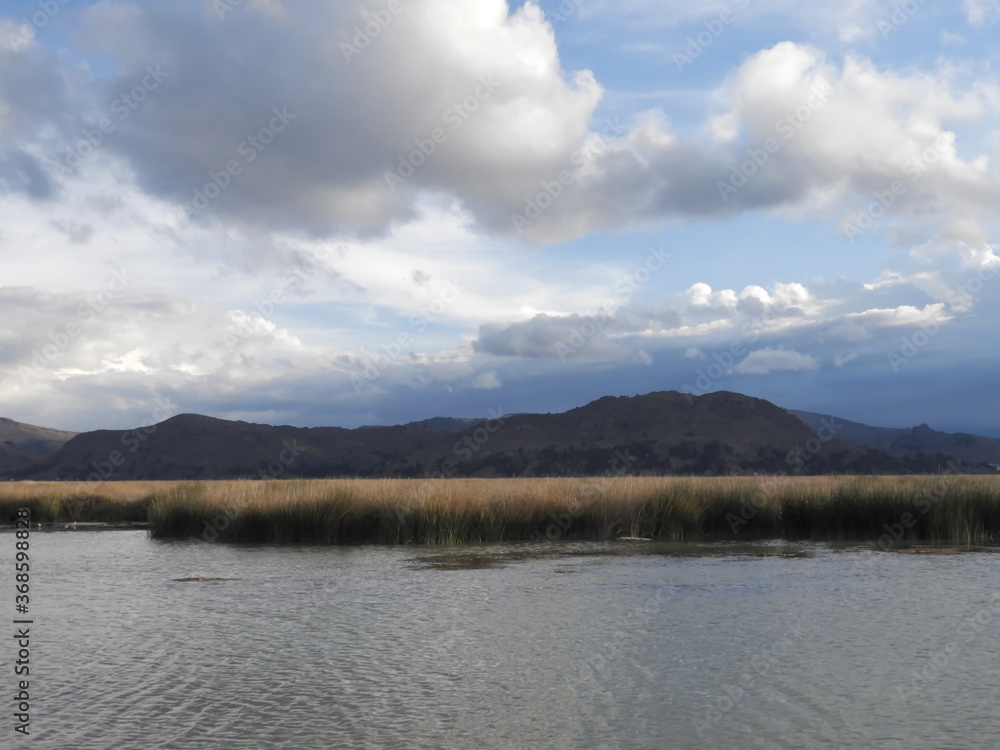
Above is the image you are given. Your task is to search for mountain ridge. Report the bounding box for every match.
[0,417,78,474]
[7,390,992,481]
[790,410,1000,468]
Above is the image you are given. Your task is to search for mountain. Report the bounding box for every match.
[404,417,485,433]
[0,418,77,473]
[791,410,1000,469]
[11,391,969,481]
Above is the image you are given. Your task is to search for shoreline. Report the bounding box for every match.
[0,521,149,532]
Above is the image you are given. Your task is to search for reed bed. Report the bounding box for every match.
[1,476,999,546]
[0,480,155,524]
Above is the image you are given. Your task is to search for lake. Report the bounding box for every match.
[4,530,1000,749]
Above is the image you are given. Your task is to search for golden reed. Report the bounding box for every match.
[1,475,998,546]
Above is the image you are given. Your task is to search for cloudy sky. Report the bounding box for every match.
[2,0,999,436]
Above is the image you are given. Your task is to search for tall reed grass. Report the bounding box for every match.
[2,476,999,546]
[0,480,153,524]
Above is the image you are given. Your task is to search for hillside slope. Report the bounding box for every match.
[0,418,77,473]
[791,410,1000,468]
[15,391,957,480]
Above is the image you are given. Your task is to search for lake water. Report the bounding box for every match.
[3,530,1000,749]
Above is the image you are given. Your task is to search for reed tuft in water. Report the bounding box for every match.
[1,476,999,546]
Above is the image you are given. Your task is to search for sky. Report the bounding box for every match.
[1,0,999,436]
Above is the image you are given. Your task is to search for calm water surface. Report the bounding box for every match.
[3,530,999,749]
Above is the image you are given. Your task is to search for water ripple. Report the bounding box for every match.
[4,532,999,749]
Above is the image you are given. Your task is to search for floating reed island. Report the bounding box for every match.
[2,475,1000,547]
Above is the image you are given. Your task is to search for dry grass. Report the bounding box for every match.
[1,475,999,545]
[0,480,158,524]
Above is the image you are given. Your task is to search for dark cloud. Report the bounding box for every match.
[473,305,681,359]
[69,1,599,235]
[0,149,53,199]
[49,219,93,244]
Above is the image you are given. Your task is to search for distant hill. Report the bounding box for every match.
[404,417,485,433]
[9,391,967,481]
[0,418,77,474]
[791,410,1000,469]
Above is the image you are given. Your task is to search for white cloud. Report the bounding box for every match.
[964,0,1000,26]
[634,349,654,366]
[827,321,872,342]
[3,2,996,263]
[687,282,738,309]
[863,270,937,291]
[2,0,999,433]
[844,303,953,328]
[59,0,604,237]
[472,371,502,389]
[0,21,33,53]
[731,348,819,375]
[512,41,1000,253]
[909,238,1000,270]
[834,352,859,367]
